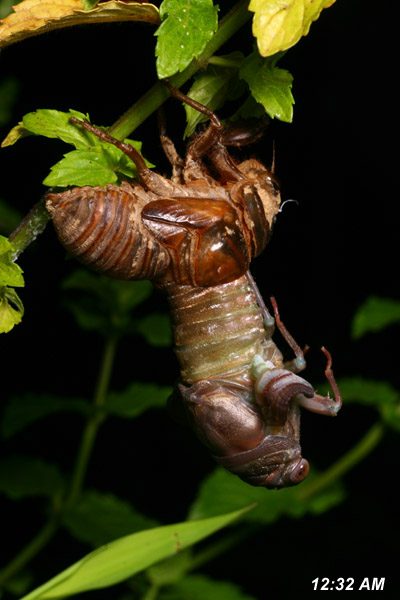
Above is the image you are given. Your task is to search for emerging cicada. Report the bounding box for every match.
[46,85,342,489]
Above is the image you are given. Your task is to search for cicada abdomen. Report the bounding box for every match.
[46,182,171,281]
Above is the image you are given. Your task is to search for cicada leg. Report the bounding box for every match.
[246,271,275,336]
[270,296,307,373]
[268,298,342,415]
[295,347,342,415]
[157,106,185,183]
[164,81,247,183]
[69,116,149,173]
[69,117,188,197]
[164,80,222,159]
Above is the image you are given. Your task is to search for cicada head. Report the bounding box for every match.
[178,379,310,489]
[215,428,310,490]
[230,159,281,258]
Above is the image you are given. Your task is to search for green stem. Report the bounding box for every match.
[108,0,252,139]
[67,336,117,505]
[8,199,50,260]
[297,422,385,502]
[189,525,257,572]
[0,513,59,585]
[0,336,117,585]
[141,583,160,600]
[207,55,242,68]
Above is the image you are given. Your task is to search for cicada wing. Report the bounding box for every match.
[142,197,250,286]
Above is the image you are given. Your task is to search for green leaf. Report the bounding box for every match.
[0,456,65,499]
[0,260,24,286]
[82,0,99,10]
[352,296,400,339]
[381,402,400,433]
[0,0,14,20]
[183,54,245,138]
[43,140,150,187]
[333,377,398,408]
[62,270,153,336]
[147,550,193,587]
[106,382,172,418]
[155,0,219,78]
[22,109,94,149]
[159,574,257,600]
[188,468,284,524]
[62,490,158,547]
[8,109,150,187]
[240,50,294,122]
[20,506,254,600]
[330,377,399,432]
[43,149,120,187]
[1,121,31,147]
[0,286,24,333]
[0,234,12,255]
[189,466,345,524]
[232,93,267,121]
[249,0,336,57]
[135,312,172,347]
[0,235,24,287]
[1,393,89,440]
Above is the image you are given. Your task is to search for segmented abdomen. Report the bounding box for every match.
[161,275,266,384]
[46,182,170,280]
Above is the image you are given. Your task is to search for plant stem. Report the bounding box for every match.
[108,0,252,140]
[67,335,117,505]
[207,55,242,68]
[141,583,160,600]
[0,336,117,585]
[0,514,59,586]
[189,525,257,572]
[297,422,385,502]
[8,198,50,260]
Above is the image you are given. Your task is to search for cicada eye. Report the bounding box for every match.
[267,173,280,193]
[288,458,310,484]
[263,457,310,489]
[258,171,280,195]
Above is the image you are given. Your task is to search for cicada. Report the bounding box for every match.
[46,85,342,489]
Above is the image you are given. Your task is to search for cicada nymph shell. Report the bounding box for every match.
[46,182,170,281]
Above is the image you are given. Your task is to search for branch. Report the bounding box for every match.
[108,0,252,139]
[297,422,385,502]
[8,198,50,260]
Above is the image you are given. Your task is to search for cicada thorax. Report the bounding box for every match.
[46,182,171,281]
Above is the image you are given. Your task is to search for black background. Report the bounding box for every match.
[0,1,398,598]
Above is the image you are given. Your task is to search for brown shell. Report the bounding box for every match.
[46,182,170,281]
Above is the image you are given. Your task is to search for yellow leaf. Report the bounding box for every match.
[249,0,336,57]
[0,0,160,48]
